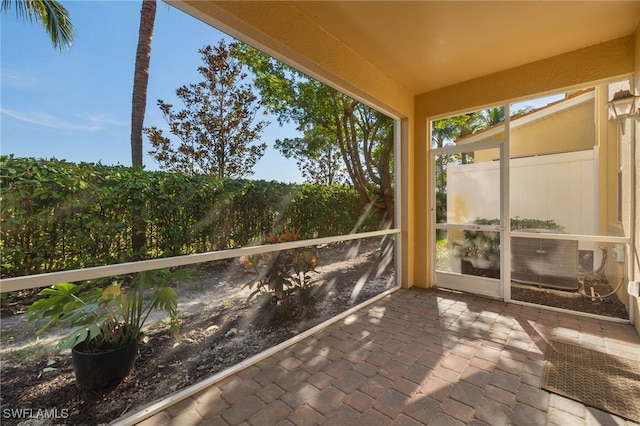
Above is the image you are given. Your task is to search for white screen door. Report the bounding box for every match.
[431,118,510,299]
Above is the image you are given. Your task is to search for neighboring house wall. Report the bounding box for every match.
[465,91,596,163]
[509,100,595,158]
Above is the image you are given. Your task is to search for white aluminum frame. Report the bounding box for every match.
[429,92,634,324]
[431,118,510,299]
[0,229,400,294]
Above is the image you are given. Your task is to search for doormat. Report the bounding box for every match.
[541,340,640,423]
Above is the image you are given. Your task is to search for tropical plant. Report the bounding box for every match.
[145,40,268,178]
[28,268,199,352]
[511,217,563,231]
[431,117,461,193]
[2,0,75,51]
[241,228,319,320]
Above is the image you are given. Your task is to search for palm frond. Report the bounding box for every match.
[2,0,75,50]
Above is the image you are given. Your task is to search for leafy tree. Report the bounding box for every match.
[144,40,268,178]
[240,46,394,226]
[481,106,505,128]
[275,128,348,185]
[2,0,75,51]
[473,105,532,131]
[432,116,463,193]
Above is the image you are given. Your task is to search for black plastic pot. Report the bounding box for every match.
[71,339,138,391]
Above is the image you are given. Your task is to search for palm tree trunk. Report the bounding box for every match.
[130,0,156,256]
[130,0,156,167]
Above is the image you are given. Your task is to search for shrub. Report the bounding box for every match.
[1,156,378,277]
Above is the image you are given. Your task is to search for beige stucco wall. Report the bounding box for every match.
[596,83,631,318]
[415,36,635,290]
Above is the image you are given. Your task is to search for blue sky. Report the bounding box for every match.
[1,1,304,183]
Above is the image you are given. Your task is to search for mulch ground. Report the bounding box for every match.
[511,273,629,319]
[0,239,396,425]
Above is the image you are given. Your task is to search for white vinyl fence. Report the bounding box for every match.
[447,149,596,236]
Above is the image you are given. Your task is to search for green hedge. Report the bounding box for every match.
[0,156,378,277]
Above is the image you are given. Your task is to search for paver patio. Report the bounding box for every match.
[132,288,640,425]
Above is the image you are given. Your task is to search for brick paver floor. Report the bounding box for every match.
[127,288,640,425]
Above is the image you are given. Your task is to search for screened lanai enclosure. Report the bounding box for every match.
[431,79,632,320]
[3,1,640,424]
[0,19,402,420]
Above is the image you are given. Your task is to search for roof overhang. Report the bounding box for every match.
[168,1,640,98]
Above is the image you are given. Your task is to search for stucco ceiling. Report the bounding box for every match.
[289,1,640,94]
[173,1,640,96]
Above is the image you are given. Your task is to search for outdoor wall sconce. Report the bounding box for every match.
[607,89,640,134]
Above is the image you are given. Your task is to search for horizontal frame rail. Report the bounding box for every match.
[435,226,629,244]
[435,224,503,232]
[510,231,630,244]
[0,229,400,294]
[430,138,505,156]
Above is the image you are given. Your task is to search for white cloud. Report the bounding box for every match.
[1,108,103,131]
[78,112,128,127]
[0,68,38,90]
[1,108,127,131]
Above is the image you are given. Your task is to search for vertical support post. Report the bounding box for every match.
[628,108,636,324]
[502,103,512,302]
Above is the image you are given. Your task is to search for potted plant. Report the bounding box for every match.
[28,267,198,390]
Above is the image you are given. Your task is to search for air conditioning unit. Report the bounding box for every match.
[511,230,579,291]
